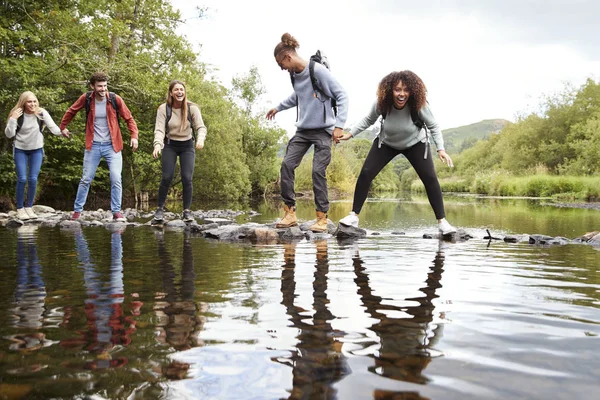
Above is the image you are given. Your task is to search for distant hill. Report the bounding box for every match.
[443,119,509,154]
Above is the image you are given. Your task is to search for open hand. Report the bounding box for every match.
[266,108,278,120]
[10,108,23,120]
[438,150,454,167]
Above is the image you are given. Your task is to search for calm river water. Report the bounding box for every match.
[0,195,599,399]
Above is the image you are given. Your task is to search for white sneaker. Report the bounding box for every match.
[438,218,457,235]
[339,211,359,228]
[16,208,30,220]
[24,207,38,219]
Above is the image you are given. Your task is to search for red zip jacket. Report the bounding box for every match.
[60,92,139,152]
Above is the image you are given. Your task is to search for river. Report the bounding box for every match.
[0,195,599,399]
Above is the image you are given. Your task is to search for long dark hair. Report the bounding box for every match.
[376,70,427,117]
[166,80,188,133]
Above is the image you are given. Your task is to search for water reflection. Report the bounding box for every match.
[154,231,205,379]
[60,226,141,369]
[352,240,446,397]
[279,239,351,399]
[7,225,51,352]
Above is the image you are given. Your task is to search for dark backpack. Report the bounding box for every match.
[85,91,119,126]
[289,50,338,122]
[16,112,44,134]
[164,102,195,144]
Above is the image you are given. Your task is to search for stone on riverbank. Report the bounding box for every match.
[1,206,600,248]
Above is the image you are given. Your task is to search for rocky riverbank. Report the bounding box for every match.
[1,205,599,247]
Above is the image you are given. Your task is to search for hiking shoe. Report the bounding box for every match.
[153,207,164,222]
[71,211,81,220]
[113,212,127,222]
[276,205,297,228]
[16,208,30,220]
[309,211,329,233]
[438,218,457,235]
[339,211,359,228]
[24,207,38,219]
[182,209,194,222]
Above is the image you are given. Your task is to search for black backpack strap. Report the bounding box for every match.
[109,92,120,122]
[84,91,93,126]
[187,102,195,141]
[289,72,299,122]
[410,105,430,159]
[164,103,172,144]
[16,114,24,133]
[308,59,334,122]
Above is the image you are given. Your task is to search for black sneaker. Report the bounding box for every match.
[182,209,194,222]
[153,207,164,222]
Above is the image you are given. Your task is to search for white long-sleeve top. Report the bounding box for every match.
[5,109,62,150]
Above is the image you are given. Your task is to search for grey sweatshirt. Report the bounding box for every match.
[350,101,445,151]
[276,62,348,133]
[4,109,62,150]
[153,103,207,149]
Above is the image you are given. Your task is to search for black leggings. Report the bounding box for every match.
[158,139,195,209]
[352,140,446,219]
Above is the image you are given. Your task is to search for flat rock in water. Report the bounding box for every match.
[32,205,55,214]
[6,219,24,228]
[204,217,234,226]
[529,234,555,244]
[280,226,305,239]
[335,223,367,239]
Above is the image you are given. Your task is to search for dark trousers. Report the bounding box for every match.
[280,129,332,212]
[158,139,195,210]
[352,140,446,219]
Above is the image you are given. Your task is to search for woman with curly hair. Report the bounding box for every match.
[5,91,67,220]
[266,32,349,233]
[338,70,456,235]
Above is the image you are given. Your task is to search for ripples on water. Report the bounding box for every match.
[0,221,599,399]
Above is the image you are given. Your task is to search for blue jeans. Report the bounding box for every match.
[74,142,123,213]
[14,147,44,209]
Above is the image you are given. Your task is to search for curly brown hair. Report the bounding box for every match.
[89,71,109,85]
[273,33,299,58]
[376,70,427,117]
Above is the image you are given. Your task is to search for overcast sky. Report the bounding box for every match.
[170,0,600,136]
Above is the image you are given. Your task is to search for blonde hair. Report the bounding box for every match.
[8,91,43,123]
[273,33,300,58]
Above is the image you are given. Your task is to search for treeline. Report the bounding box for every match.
[409,78,600,200]
[0,0,286,208]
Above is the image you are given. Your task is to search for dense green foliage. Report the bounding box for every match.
[0,0,285,209]
[432,78,600,200]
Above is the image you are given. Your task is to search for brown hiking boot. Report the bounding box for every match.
[309,211,329,233]
[276,205,297,228]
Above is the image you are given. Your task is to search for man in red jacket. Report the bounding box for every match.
[60,72,138,222]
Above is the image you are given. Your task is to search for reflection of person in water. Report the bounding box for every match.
[352,240,446,394]
[278,240,350,399]
[154,231,205,379]
[8,225,51,351]
[60,227,140,369]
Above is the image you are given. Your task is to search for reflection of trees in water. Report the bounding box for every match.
[7,226,52,352]
[353,242,445,398]
[278,240,350,399]
[154,231,206,379]
[59,228,141,370]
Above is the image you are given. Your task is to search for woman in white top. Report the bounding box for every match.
[5,91,67,220]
